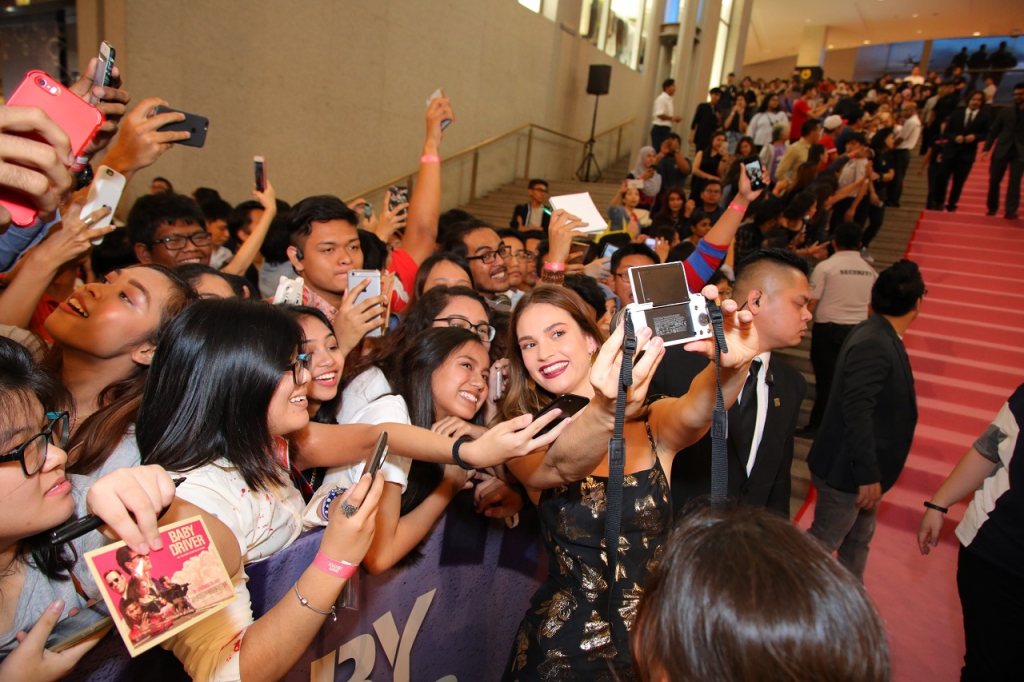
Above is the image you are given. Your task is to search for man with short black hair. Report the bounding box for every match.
[651,248,811,516]
[654,132,691,196]
[803,222,877,434]
[790,83,832,143]
[697,180,726,224]
[604,242,659,308]
[441,221,514,308]
[651,78,682,150]
[690,88,722,153]
[808,259,924,580]
[128,193,212,268]
[510,179,551,229]
[285,195,385,354]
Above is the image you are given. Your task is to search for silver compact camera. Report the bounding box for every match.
[621,262,713,346]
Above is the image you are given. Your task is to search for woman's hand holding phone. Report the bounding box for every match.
[321,472,386,566]
[69,57,130,158]
[373,189,408,243]
[0,105,75,226]
[461,409,573,468]
[0,600,105,682]
[425,95,455,153]
[31,198,113,267]
[252,177,276,212]
[99,98,188,179]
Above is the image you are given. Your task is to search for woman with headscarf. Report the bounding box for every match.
[626,146,663,210]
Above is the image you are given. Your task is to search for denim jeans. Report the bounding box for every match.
[807,473,878,581]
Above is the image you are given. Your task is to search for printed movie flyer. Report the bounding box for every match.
[85,516,235,657]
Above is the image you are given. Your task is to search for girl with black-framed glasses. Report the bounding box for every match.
[0,337,176,679]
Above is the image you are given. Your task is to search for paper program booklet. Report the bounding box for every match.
[85,516,235,657]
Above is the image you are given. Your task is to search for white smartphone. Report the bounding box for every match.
[348,270,384,338]
[626,179,645,190]
[82,165,126,245]
[89,41,115,105]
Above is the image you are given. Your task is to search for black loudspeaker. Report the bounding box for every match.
[586,64,612,96]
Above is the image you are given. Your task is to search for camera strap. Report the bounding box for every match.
[706,300,730,502]
[605,314,635,617]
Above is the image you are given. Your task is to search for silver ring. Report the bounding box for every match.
[82,216,96,228]
[340,501,358,518]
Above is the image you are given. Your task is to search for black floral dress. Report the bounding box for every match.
[503,426,671,681]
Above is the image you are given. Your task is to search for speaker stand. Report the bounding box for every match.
[576,94,603,183]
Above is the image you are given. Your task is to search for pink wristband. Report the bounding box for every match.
[313,550,358,579]
[728,202,747,213]
[420,154,441,164]
[543,261,566,272]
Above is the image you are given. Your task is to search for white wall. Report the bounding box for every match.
[743,47,860,82]
[83,0,648,210]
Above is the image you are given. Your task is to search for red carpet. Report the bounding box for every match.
[798,163,1023,681]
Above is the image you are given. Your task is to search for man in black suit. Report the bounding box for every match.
[940,90,990,212]
[509,178,551,230]
[650,248,811,517]
[689,88,722,154]
[982,82,1024,219]
[807,260,923,581]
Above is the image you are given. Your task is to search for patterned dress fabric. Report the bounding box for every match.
[503,440,671,681]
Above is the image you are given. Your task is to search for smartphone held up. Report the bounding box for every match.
[254,156,266,192]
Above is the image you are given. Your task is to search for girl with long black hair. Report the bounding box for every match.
[136,299,384,682]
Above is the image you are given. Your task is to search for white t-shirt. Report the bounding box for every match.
[838,157,869,189]
[164,455,305,682]
[809,251,877,325]
[652,91,674,127]
[302,392,413,527]
[895,115,922,150]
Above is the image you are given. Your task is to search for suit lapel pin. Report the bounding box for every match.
[774,397,781,407]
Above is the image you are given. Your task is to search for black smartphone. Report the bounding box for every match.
[740,155,766,191]
[531,393,590,437]
[45,602,112,653]
[365,431,388,478]
[254,155,266,192]
[388,186,409,216]
[153,106,209,148]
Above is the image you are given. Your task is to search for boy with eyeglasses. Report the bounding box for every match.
[128,193,214,268]
[440,221,514,309]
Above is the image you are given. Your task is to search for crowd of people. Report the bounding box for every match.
[0,43,1017,682]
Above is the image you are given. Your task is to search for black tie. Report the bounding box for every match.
[733,359,762,470]
[967,110,974,127]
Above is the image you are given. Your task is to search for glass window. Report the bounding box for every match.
[587,0,648,70]
[580,0,604,47]
[519,0,542,12]
[663,0,684,24]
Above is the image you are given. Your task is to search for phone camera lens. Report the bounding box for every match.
[36,76,46,87]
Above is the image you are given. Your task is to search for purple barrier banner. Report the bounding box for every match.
[68,492,546,682]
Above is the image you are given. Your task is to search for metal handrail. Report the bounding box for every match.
[345,117,635,204]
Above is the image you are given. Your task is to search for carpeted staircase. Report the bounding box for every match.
[797,159,1023,681]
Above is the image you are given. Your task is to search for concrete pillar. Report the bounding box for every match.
[724,0,754,79]
[76,0,128,77]
[796,25,828,67]
[631,0,667,154]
